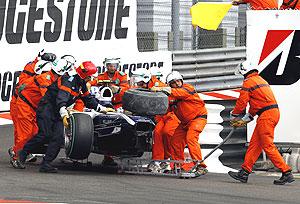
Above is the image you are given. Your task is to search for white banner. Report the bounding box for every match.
[247,10,300,144]
[0,0,172,112]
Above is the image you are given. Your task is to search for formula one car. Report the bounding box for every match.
[64,111,155,160]
[64,87,168,161]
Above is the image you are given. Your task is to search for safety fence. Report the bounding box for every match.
[136,0,247,51]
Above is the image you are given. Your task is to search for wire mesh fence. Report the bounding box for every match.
[136,0,248,52]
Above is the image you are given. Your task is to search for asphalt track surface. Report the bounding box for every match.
[0,125,299,204]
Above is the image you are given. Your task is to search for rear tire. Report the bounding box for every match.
[65,113,94,160]
[122,88,168,116]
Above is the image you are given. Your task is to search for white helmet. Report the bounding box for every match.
[235,61,257,75]
[150,66,163,78]
[61,55,76,71]
[51,58,69,76]
[103,58,120,68]
[34,60,53,75]
[131,68,151,83]
[166,71,183,84]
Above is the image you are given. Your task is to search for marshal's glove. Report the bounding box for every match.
[41,53,56,62]
[62,115,69,128]
[60,106,70,128]
[150,86,171,95]
[230,113,253,127]
[230,120,247,127]
[150,86,161,92]
[38,50,57,62]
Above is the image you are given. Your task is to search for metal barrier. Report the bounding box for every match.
[172,47,246,92]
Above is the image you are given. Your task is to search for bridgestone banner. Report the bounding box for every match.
[0,0,172,112]
[247,10,300,144]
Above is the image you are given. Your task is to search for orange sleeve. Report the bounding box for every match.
[170,85,195,100]
[148,77,167,88]
[19,61,36,84]
[119,74,129,90]
[157,81,167,87]
[232,80,250,115]
[23,58,38,73]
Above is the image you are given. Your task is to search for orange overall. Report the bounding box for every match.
[138,76,180,161]
[232,72,291,173]
[10,59,38,154]
[280,0,300,9]
[169,84,207,170]
[13,71,57,157]
[89,71,129,109]
[152,111,180,161]
[244,0,278,9]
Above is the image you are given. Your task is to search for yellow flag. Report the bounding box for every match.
[190,2,232,31]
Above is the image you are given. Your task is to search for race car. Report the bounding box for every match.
[64,111,155,160]
[64,86,168,161]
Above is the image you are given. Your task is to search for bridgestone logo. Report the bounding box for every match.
[0,0,130,44]
[260,30,300,85]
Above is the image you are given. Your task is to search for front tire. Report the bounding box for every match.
[65,113,94,160]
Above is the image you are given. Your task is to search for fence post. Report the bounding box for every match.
[172,0,181,50]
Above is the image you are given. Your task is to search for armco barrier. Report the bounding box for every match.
[172,47,246,92]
